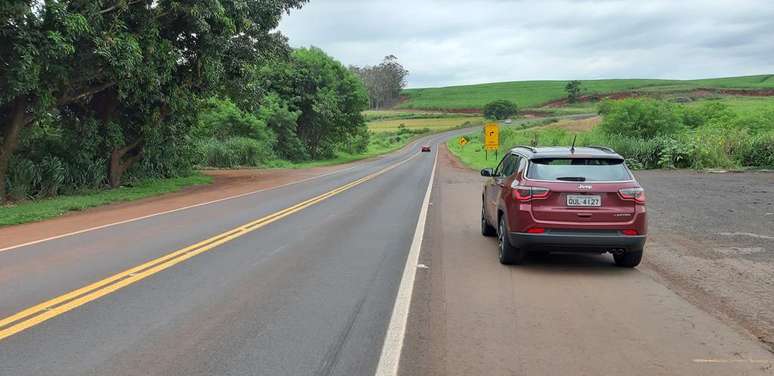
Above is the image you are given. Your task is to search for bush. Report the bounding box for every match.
[729,109,774,136]
[197,137,275,168]
[737,133,774,167]
[196,98,275,143]
[599,98,684,138]
[257,94,305,161]
[680,102,736,129]
[8,158,40,201]
[483,100,518,120]
[37,156,66,198]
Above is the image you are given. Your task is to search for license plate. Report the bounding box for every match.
[567,194,601,207]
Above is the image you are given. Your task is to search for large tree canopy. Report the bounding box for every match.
[0,0,307,200]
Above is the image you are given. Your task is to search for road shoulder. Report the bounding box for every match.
[0,166,348,251]
[399,145,774,376]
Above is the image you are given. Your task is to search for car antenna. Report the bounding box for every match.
[570,135,577,153]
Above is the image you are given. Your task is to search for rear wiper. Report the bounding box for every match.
[556,176,586,182]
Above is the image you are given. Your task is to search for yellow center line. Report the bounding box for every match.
[0,152,421,342]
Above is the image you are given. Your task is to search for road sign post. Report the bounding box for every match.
[483,123,499,160]
[458,137,469,149]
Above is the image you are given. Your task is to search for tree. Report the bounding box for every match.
[1,0,307,200]
[483,100,518,120]
[260,47,369,159]
[350,55,409,109]
[565,80,584,103]
[256,94,304,161]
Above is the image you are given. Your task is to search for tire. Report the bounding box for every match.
[481,206,496,237]
[498,216,526,265]
[614,249,643,268]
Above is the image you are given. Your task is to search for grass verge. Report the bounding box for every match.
[0,174,213,226]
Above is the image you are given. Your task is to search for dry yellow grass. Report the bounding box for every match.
[367,116,484,133]
[538,116,601,133]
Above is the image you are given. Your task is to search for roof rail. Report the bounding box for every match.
[587,145,616,153]
[513,145,537,153]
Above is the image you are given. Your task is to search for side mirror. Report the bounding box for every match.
[480,168,494,177]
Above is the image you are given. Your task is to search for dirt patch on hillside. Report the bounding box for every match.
[541,87,774,108]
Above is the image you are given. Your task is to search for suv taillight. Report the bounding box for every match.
[512,185,550,202]
[618,187,646,204]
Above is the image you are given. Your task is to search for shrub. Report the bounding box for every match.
[8,158,40,201]
[680,102,736,129]
[599,98,684,138]
[196,98,275,142]
[729,109,774,135]
[737,133,774,167]
[483,100,518,120]
[65,158,106,192]
[197,137,275,168]
[37,156,66,198]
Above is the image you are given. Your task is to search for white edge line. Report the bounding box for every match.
[0,163,364,254]
[374,147,439,376]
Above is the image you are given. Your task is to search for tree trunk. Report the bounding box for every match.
[108,138,143,188]
[0,97,27,203]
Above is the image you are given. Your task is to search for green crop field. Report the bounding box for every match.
[400,75,774,110]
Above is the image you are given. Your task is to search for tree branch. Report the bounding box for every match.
[117,138,143,156]
[99,0,143,15]
[57,82,117,106]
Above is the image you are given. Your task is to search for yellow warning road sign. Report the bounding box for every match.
[484,123,499,151]
[458,137,469,146]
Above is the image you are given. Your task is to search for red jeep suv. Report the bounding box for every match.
[480,146,647,267]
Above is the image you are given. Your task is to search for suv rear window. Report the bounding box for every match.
[527,158,631,182]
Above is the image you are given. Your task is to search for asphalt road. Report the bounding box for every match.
[1,124,772,376]
[0,129,469,376]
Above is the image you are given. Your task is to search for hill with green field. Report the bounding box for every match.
[399,74,774,111]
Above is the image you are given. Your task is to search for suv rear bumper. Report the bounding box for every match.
[509,231,646,253]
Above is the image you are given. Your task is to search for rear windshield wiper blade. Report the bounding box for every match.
[556,176,586,182]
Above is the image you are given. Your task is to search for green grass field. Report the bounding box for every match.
[0,174,213,226]
[400,74,774,110]
[686,96,774,114]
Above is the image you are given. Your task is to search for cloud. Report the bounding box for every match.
[278,0,774,88]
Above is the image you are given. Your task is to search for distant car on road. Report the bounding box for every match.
[421,145,432,152]
[504,119,512,124]
[480,146,647,267]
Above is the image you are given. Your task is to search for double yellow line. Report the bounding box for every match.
[0,152,420,342]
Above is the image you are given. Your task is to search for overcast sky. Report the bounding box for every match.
[278,0,774,88]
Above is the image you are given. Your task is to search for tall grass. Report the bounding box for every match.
[196,137,275,168]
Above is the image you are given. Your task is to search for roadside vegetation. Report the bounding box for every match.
[0,174,212,226]
[450,98,774,171]
[1,2,420,221]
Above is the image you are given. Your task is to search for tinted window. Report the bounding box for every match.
[494,155,508,176]
[527,158,631,181]
[502,155,520,176]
